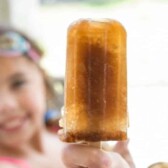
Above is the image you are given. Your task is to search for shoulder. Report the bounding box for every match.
[0,157,30,168]
[0,163,17,168]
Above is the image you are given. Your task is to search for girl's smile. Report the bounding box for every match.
[0,114,29,133]
[0,56,47,147]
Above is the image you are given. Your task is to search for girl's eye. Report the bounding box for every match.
[12,80,26,89]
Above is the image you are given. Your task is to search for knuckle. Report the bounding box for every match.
[88,150,111,168]
[62,144,74,158]
[91,149,103,160]
[61,145,73,165]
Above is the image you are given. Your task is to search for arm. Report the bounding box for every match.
[0,163,17,168]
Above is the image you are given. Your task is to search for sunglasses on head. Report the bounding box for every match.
[0,31,40,61]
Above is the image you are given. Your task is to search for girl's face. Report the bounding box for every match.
[0,56,47,148]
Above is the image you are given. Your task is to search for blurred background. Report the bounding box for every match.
[1,0,168,167]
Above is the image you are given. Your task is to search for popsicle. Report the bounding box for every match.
[63,19,128,142]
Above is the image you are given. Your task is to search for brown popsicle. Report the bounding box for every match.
[63,19,128,142]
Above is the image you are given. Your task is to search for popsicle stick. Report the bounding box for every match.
[87,141,102,148]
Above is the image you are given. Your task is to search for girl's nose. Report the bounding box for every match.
[0,93,18,114]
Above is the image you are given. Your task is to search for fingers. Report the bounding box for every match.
[61,143,132,168]
[57,128,67,142]
[58,107,66,141]
[61,143,112,168]
[113,140,129,154]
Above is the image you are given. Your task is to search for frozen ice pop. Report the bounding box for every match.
[63,19,128,142]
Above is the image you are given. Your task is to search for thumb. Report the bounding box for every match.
[113,139,129,154]
[113,140,136,168]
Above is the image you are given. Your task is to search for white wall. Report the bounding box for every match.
[0,0,10,25]
[0,0,41,39]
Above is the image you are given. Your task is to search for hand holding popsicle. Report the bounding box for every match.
[58,18,135,168]
[61,143,131,168]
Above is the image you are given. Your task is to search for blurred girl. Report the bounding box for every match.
[0,26,135,168]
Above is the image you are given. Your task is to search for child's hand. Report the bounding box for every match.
[61,143,131,168]
[58,107,135,168]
